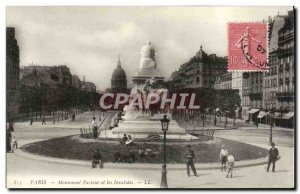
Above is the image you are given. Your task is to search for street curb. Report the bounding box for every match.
[15,147,268,171]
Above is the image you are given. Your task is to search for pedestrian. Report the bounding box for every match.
[80,128,83,137]
[42,117,46,125]
[267,142,279,173]
[72,114,75,121]
[6,129,12,153]
[226,155,235,178]
[125,135,134,146]
[255,119,259,128]
[8,121,14,132]
[185,145,198,177]
[92,149,103,168]
[11,136,18,153]
[138,149,145,160]
[128,150,136,163]
[113,151,121,163]
[30,117,34,125]
[220,145,228,171]
[122,134,128,144]
[92,117,98,138]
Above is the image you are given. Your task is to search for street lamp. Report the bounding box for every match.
[160,114,170,188]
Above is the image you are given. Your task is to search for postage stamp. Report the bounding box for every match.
[228,22,268,72]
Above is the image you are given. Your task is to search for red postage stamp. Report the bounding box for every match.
[228,22,268,72]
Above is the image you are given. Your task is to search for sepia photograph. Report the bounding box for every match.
[5,6,295,189]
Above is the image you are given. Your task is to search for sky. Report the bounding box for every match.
[6,6,292,90]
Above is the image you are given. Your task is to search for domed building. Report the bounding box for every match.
[111,56,127,93]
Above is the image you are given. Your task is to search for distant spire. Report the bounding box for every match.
[117,55,121,68]
[200,45,203,50]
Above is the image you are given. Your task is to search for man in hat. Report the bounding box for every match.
[42,116,46,125]
[267,142,279,172]
[30,117,34,125]
[92,149,103,168]
[185,145,198,177]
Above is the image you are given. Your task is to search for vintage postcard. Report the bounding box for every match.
[6,6,295,189]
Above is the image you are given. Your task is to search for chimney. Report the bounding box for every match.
[83,76,85,82]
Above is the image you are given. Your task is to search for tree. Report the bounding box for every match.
[216,89,241,128]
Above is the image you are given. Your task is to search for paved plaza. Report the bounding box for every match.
[6,111,294,188]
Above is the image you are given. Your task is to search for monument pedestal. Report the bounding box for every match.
[99,119,198,141]
[132,75,164,85]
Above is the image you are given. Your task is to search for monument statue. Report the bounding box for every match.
[139,41,157,71]
[132,41,164,85]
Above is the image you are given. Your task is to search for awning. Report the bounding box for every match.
[257,111,270,119]
[235,107,242,112]
[274,112,282,119]
[282,111,294,119]
[248,109,260,114]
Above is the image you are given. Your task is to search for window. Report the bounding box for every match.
[51,74,59,81]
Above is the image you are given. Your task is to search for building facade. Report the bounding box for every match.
[20,65,72,88]
[83,81,97,93]
[6,27,20,116]
[214,72,232,90]
[277,10,294,112]
[170,46,227,90]
[263,15,285,111]
[249,72,264,109]
[71,75,81,89]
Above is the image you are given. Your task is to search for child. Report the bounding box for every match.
[11,136,18,153]
[226,155,235,178]
[220,145,228,171]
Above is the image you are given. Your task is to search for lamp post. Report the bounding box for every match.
[160,114,170,188]
[269,110,274,145]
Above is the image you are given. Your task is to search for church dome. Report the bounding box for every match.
[112,66,126,80]
[111,56,127,91]
[112,55,127,80]
[195,45,207,61]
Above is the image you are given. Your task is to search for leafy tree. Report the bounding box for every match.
[216,89,241,128]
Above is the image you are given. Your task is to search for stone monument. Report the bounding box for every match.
[99,41,197,141]
[132,41,164,85]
